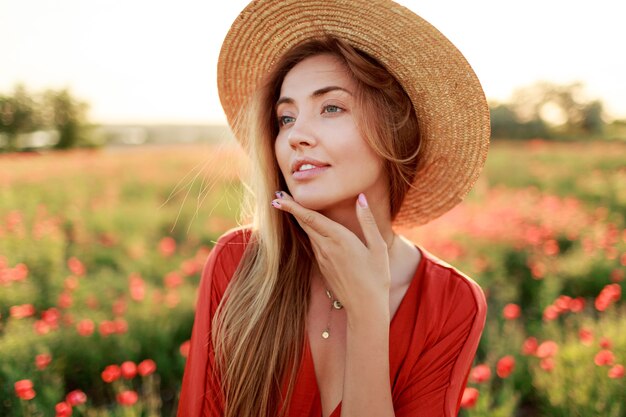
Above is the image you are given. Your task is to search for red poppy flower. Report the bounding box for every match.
[35,353,52,370]
[164,271,183,288]
[101,364,121,383]
[65,389,87,406]
[540,358,555,372]
[129,273,145,302]
[543,305,559,321]
[138,359,157,377]
[67,257,86,276]
[569,297,585,312]
[159,237,176,257]
[116,390,138,406]
[76,319,95,337]
[55,401,72,417]
[469,364,491,383]
[180,340,190,358]
[120,361,137,379]
[14,379,36,400]
[496,356,515,378]
[10,304,35,319]
[594,350,615,366]
[460,387,479,409]
[578,328,593,346]
[502,303,521,320]
[536,341,558,358]
[522,337,538,356]
[608,364,624,379]
[99,320,116,337]
[599,336,613,349]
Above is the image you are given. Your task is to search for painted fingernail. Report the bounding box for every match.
[358,193,368,208]
[271,199,281,208]
[275,191,283,199]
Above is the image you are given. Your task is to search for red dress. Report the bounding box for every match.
[178,226,487,417]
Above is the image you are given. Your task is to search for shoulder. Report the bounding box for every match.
[201,225,255,295]
[417,246,487,339]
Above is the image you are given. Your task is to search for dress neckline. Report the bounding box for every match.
[304,244,425,417]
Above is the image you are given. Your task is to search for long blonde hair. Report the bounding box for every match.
[212,36,421,417]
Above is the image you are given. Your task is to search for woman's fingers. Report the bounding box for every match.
[354,193,386,251]
[272,191,331,238]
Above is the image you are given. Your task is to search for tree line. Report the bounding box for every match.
[0,84,94,152]
[1,81,623,152]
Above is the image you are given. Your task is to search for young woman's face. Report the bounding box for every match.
[274,53,387,212]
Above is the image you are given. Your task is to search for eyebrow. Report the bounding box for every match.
[275,86,353,107]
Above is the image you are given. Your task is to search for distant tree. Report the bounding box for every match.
[491,81,607,139]
[0,84,40,151]
[41,88,91,149]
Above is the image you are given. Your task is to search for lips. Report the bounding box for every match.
[291,157,330,173]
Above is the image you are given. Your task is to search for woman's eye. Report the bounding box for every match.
[278,115,295,126]
[323,105,343,114]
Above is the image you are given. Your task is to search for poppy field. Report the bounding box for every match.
[1,139,625,417]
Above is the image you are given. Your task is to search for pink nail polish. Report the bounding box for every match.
[271,200,281,208]
[358,193,368,208]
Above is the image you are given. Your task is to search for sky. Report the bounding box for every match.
[1,0,625,124]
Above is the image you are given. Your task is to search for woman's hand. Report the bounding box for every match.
[271,191,391,317]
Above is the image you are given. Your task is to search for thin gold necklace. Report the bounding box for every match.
[320,233,397,339]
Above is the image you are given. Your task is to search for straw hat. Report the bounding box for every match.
[217,0,490,228]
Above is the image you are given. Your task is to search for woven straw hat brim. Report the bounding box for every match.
[218,0,490,228]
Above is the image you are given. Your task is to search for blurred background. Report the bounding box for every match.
[1,1,624,416]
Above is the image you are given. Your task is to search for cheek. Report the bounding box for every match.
[274,137,290,176]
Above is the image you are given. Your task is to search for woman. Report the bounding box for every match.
[178,1,489,417]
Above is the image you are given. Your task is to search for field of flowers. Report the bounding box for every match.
[1,139,624,417]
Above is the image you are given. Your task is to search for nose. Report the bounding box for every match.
[287,117,317,150]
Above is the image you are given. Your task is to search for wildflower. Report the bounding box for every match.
[496,356,515,378]
[14,379,36,400]
[594,350,615,366]
[460,387,479,408]
[121,361,137,379]
[543,239,559,256]
[66,389,87,406]
[58,292,73,309]
[55,401,72,417]
[502,303,520,320]
[569,297,585,312]
[608,364,624,379]
[33,320,51,335]
[138,359,157,376]
[543,305,559,321]
[76,319,95,336]
[180,340,191,358]
[116,390,138,406]
[12,263,29,281]
[99,320,116,337]
[112,298,127,316]
[536,340,558,358]
[35,353,52,370]
[10,304,35,319]
[469,364,491,383]
[540,358,555,372]
[101,365,121,383]
[164,271,183,288]
[599,337,613,349]
[67,257,86,276]
[129,273,145,302]
[595,284,621,311]
[578,328,594,346]
[113,318,128,334]
[521,337,538,356]
[159,237,176,257]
